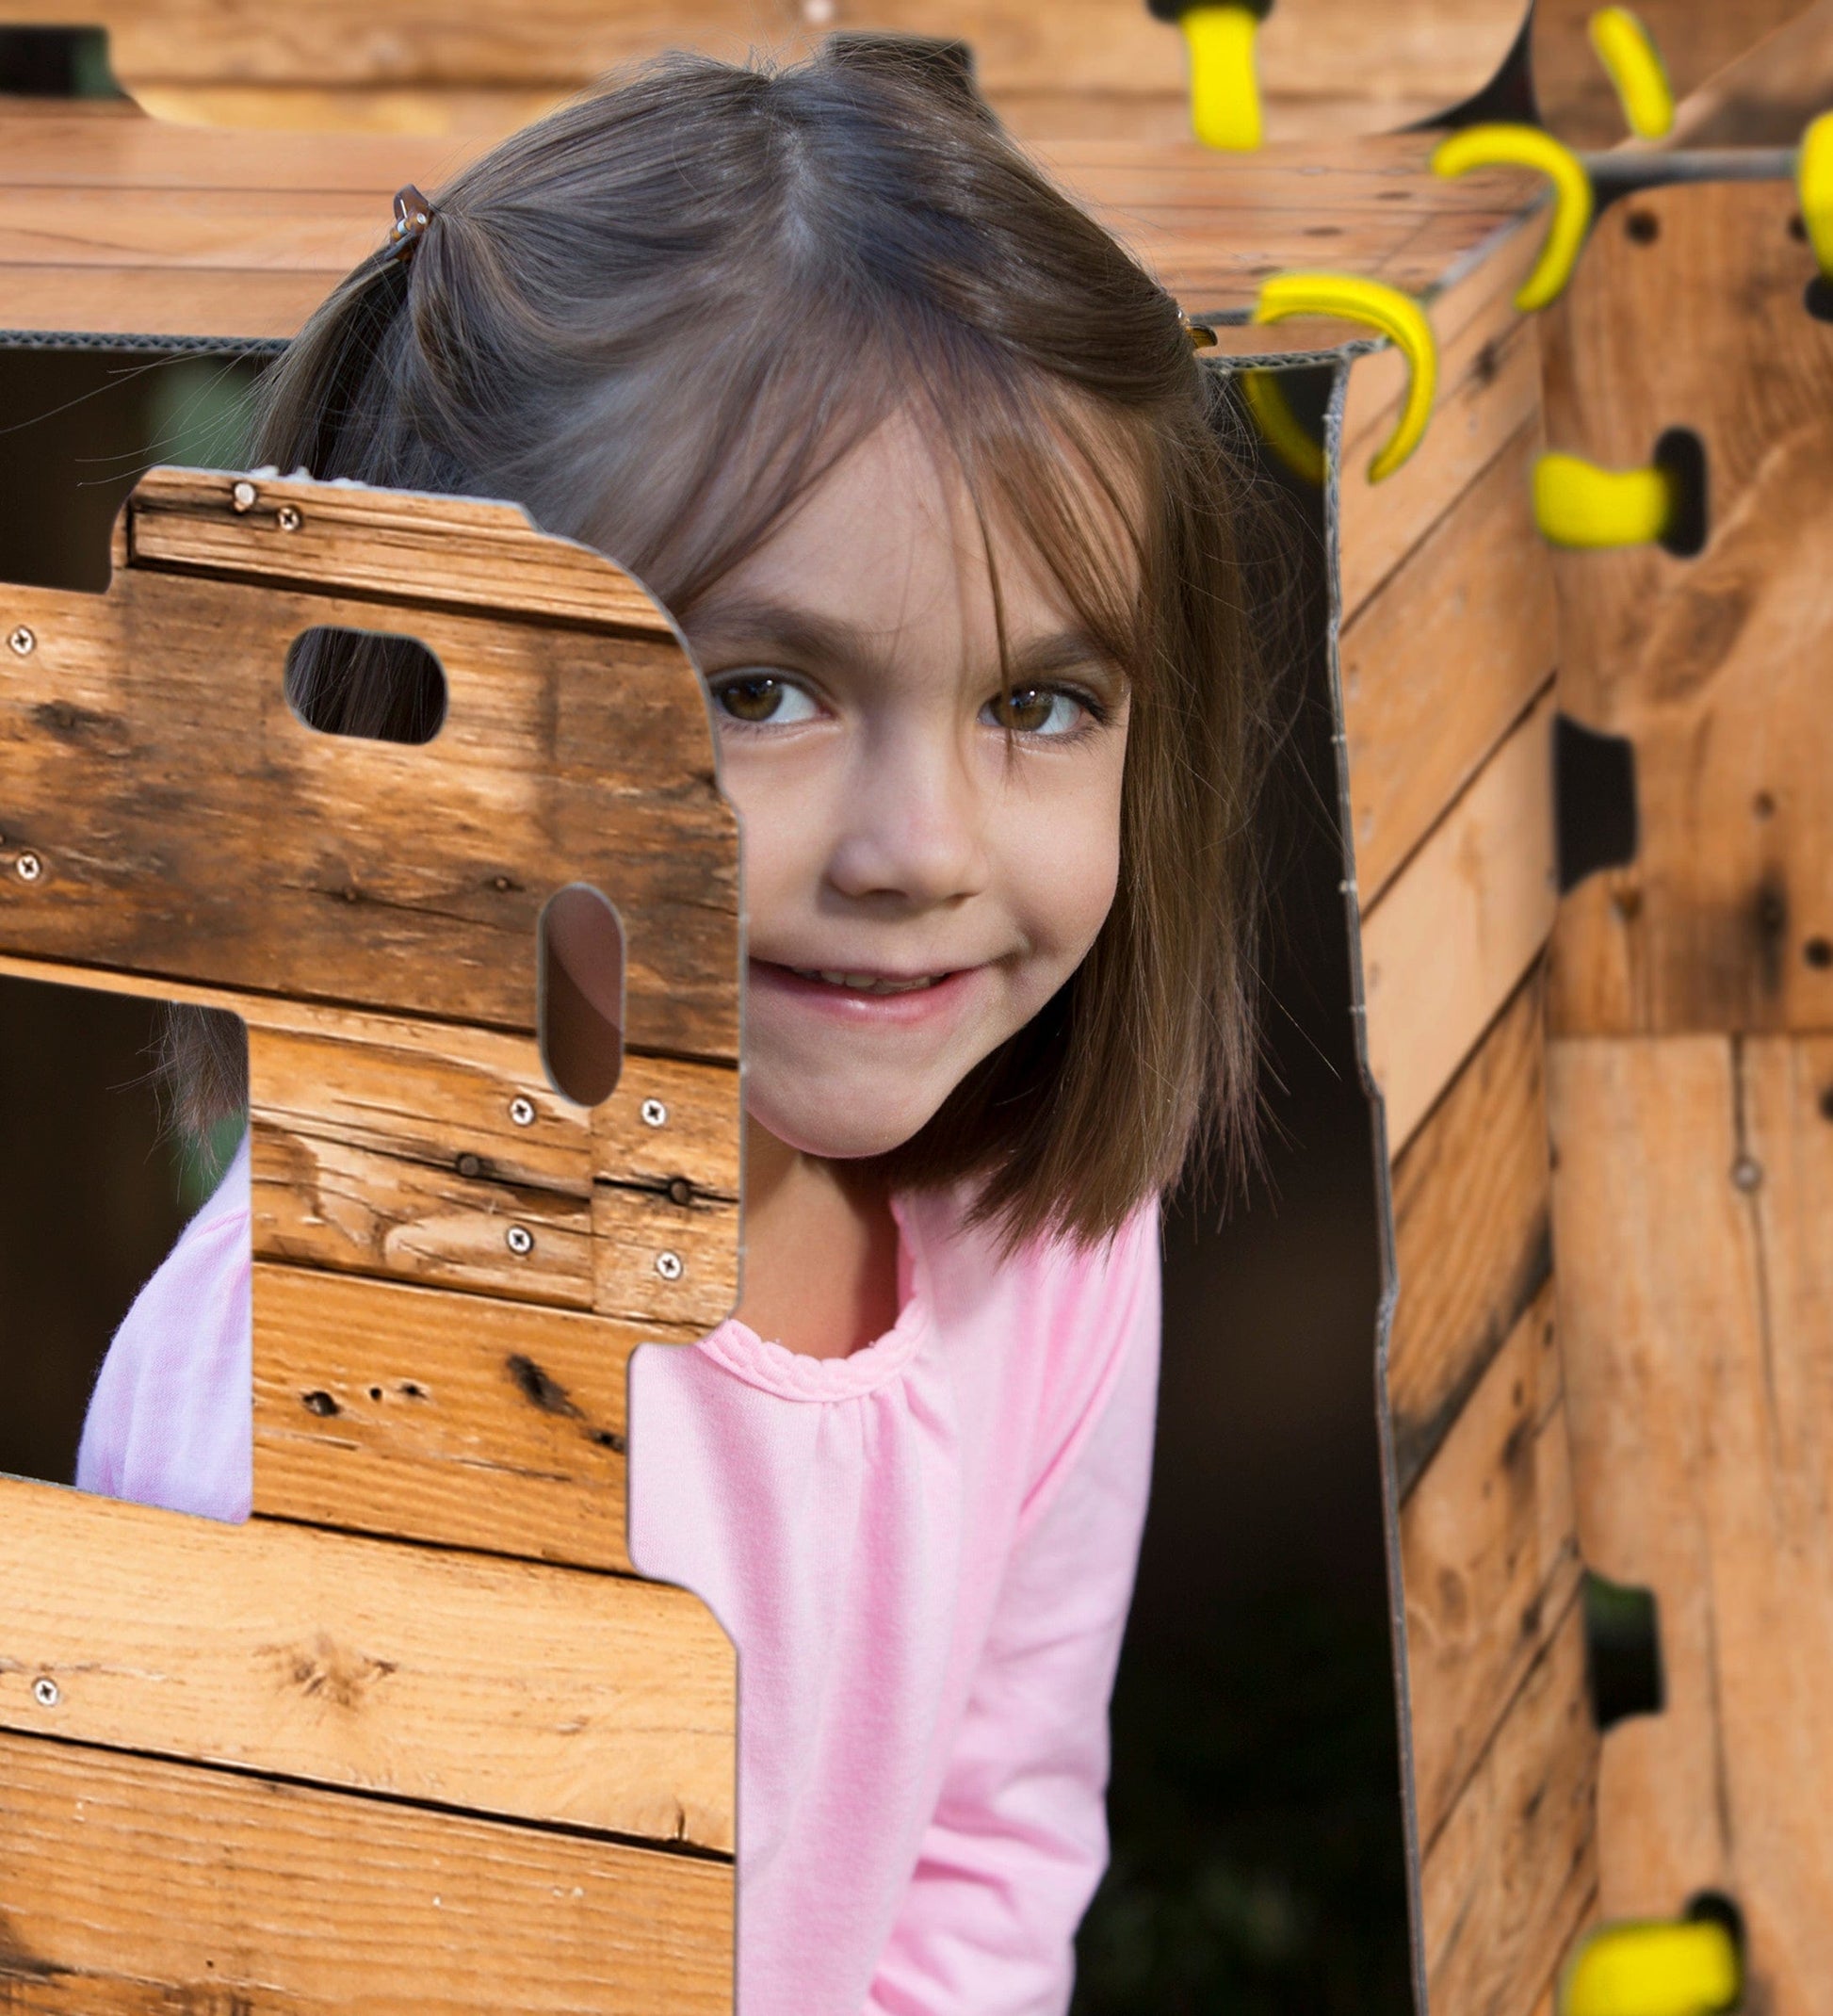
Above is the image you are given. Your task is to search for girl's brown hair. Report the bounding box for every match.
[171,34,1267,1247]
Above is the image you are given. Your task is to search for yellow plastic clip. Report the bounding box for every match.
[1432,124,1595,313]
[1241,370,1325,485]
[1533,450,1675,548]
[1588,8,1676,141]
[1560,1917,1741,2016]
[1251,273,1437,482]
[1798,108,1833,279]
[1181,3,1263,152]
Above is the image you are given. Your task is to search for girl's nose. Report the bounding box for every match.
[825,734,989,909]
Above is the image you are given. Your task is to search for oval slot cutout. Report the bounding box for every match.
[539,885,625,1109]
[284,626,447,745]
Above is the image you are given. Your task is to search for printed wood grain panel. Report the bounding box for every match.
[1360,686,1557,1156]
[1387,967,1552,1497]
[0,1475,735,1850]
[1342,419,1558,903]
[0,1730,733,2015]
[1541,180,1833,1040]
[1400,1278,1580,1851]
[1419,1591,1598,2016]
[1549,1032,1833,2014]
[1668,0,1833,145]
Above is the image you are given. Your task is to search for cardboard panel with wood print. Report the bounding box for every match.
[1540,161,1833,2012]
[0,468,741,2010]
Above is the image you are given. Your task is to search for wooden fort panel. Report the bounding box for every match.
[1666,0,1833,146]
[1542,179,1833,1041]
[1548,1035,1833,2014]
[0,1731,732,2016]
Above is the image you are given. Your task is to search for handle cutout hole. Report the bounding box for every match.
[1653,427,1709,559]
[1583,1569,1665,1731]
[284,626,447,746]
[539,885,625,1109]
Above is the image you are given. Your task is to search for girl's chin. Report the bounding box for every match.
[744,1088,940,1163]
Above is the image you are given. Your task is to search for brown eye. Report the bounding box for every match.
[711,675,817,726]
[985,686,1084,737]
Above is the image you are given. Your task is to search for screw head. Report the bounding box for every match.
[455,1152,482,1179]
[15,851,42,883]
[231,479,258,512]
[505,1224,535,1257]
[8,625,34,656]
[656,1249,684,1282]
[641,1097,669,1129]
[32,1676,59,1708]
[509,1096,537,1128]
[1732,1156,1763,1193]
[276,503,303,533]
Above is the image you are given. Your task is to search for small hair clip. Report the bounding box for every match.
[1180,308,1219,351]
[389,185,434,261]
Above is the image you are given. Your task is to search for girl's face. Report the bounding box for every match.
[684,409,1132,1162]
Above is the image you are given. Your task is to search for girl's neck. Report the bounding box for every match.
[734,1118,900,1359]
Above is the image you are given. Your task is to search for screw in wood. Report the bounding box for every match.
[276,504,304,533]
[231,480,258,512]
[506,1224,535,1257]
[641,1097,669,1129]
[509,1096,537,1127]
[656,1250,684,1281]
[8,625,33,656]
[32,1677,58,1708]
[1731,1157,1763,1193]
[456,1152,482,1179]
[15,852,42,883]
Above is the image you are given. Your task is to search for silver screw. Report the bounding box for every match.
[509,1096,537,1128]
[231,479,258,512]
[276,503,303,533]
[656,1249,684,1281]
[32,1676,58,1708]
[15,851,42,883]
[8,625,34,657]
[506,1224,535,1257]
[1732,1156,1763,1193]
[641,1097,669,1129]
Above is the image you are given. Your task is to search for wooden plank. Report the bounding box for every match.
[1342,419,1559,902]
[1387,967,1552,1497]
[131,471,670,636]
[0,1474,734,1850]
[1543,179,1833,1040]
[0,1731,732,2015]
[1400,1278,1581,1850]
[0,555,740,1058]
[593,1183,740,1331]
[1360,686,1558,1156]
[1549,1033,1833,2011]
[1338,204,1545,620]
[1419,1591,1599,2016]
[252,1264,664,1572]
[1669,0,1833,146]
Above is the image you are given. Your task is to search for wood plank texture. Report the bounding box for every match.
[0,1731,733,2015]
[1668,0,1833,146]
[1542,180,1833,1040]
[1342,419,1558,903]
[1549,1033,1833,2015]
[0,1475,734,1848]
[1400,1278,1580,1851]
[1360,687,1557,1156]
[1419,1591,1599,2016]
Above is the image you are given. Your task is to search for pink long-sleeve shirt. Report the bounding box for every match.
[76,1134,1160,2014]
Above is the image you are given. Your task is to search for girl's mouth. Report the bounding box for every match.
[787,967,948,996]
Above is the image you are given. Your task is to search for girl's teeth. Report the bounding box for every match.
[795,968,941,995]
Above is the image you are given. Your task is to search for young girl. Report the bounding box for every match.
[78,37,1264,2014]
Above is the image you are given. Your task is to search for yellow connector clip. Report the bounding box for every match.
[1799,108,1833,279]
[1432,124,1595,313]
[1241,369,1325,485]
[1252,272,1436,483]
[1180,3,1263,152]
[1588,8,1676,141]
[1560,1916,1741,2016]
[1533,450,1675,548]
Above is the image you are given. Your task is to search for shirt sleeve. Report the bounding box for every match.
[866,1207,1162,2016]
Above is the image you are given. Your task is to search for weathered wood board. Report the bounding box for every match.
[0,470,740,2009]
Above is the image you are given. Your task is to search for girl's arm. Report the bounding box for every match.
[868,1211,1161,2016]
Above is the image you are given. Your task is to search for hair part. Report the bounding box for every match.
[168,34,1269,1250]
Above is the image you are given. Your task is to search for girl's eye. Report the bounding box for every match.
[983,686,1091,738]
[711,674,819,727]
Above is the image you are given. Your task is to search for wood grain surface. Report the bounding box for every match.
[1360,686,1558,1156]
[0,1730,733,2015]
[1668,0,1833,145]
[0,1475,735,1849]
[1543,181,1833,1040]
[1549,1033,1833,2015]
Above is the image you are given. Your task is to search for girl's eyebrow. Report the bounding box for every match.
[687,593,1118,685]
